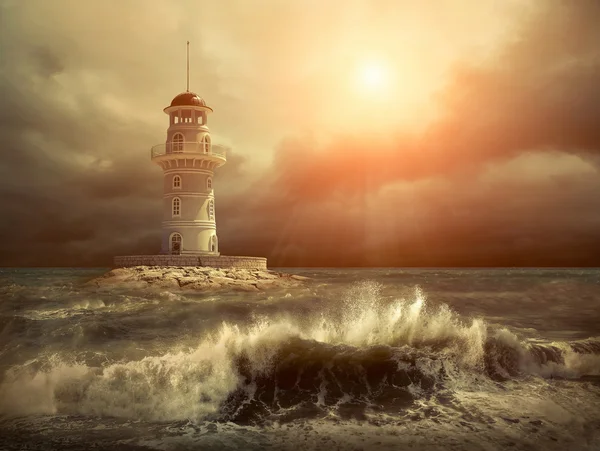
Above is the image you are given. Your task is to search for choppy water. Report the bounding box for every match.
[0,267,599,451]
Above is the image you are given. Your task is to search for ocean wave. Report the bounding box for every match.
[1,282,599,422]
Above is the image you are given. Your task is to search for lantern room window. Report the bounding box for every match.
[172,133,184,153]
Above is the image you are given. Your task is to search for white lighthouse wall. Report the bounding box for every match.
[161,227,217,254]
[166,128,210,144]
[163,195,214,222]
[164,171,213,194]
[161,171,216,254]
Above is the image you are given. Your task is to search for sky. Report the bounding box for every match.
[1,0,599,267]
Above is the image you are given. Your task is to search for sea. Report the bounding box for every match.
[0,267,599,451]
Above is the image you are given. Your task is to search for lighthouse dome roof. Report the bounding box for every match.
[169,92,207,107]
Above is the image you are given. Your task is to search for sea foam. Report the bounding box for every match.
[1,282,598,421]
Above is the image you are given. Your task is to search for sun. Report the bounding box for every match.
[357,62,389,92]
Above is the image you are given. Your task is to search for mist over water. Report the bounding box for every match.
[0,268,599,450]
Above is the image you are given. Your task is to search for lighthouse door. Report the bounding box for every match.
[170,233,182,255]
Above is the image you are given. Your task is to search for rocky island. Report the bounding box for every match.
[87,266,309,292]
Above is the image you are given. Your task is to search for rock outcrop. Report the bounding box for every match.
[86,266,309,292]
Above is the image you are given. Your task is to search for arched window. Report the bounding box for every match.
[172,197,181,217]
[172,133,184,153]
[208,199,214,220]
[207,177,212,190]
[170,233,182,254]
[203,135,211,153]
[173,175,181,189]
[210,235,218,253]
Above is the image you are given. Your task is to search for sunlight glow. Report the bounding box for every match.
[358,62,389,92]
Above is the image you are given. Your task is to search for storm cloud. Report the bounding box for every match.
[0,0,599,266]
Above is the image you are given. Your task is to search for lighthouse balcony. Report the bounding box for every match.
[150,142,227,163]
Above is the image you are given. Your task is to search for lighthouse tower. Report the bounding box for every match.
[150,46,226,256]
[113,43,266,270]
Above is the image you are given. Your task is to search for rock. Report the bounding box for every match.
[225,269,256,280]
[232,283,260,292]
[210,276,237,285]
[501,417,520,424]
[256,272,279,280]
[176,276,200,287]
[86,266,307,292]
[152,277,180,289]
[140,270,167,282]
[255,280,278,290]
[188,280,213,290]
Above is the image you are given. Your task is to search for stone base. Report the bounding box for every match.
[113,255,267,270]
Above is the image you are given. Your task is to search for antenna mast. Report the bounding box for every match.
[186,41,190,92]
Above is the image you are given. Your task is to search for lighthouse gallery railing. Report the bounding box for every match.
[150,142,228,159]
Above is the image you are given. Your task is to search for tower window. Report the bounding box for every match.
[172,197,181,217]
[172,133,184,153]
[203,135,211,153]
[208,199,214,220]
[207,177,212,190]
[173,175,181,189]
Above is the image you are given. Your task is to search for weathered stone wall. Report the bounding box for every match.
[113,255,267,270]
[198,255,267,269]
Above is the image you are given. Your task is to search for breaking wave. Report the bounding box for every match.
[1,282,599,422]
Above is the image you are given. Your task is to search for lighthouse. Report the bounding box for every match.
[150,91,225,255]
[150,42,226,256]
[113,43,266,270]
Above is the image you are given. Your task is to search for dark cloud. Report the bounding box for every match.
[215,168,600,266]
[0,1,599,266]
